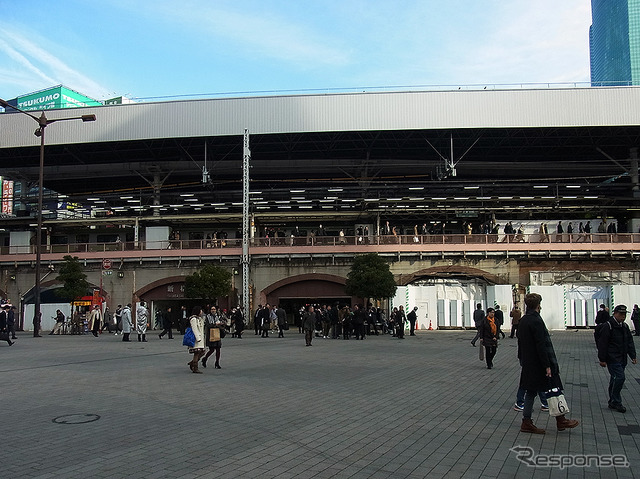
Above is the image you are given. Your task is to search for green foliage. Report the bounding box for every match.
[55,255,89,303]
[345,253,397,300]
[184,264,232,302]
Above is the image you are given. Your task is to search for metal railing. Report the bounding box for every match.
[2,233,639,257]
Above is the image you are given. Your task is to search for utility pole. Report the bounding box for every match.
[242,129,251,316]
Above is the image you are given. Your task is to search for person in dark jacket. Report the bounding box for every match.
[596,304,637,413]
[0,305,15,346]
[352,304,366,340]
[494,305,505,339]
[478,308,499,369]
[471,303,484,346]
[407,306,418,336]
[595,304,610,325]
[276,305,287,338]
[302,305,315,346]
[631,304,640,336]
[517,293,579,434]
[158,306,173,339]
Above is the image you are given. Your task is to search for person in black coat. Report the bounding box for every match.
[158,306,173,339]
[494,305,505,339]
[478,308,499,369]
[407,307,418,336]
[596,304,637,413]
[517,293,579,434]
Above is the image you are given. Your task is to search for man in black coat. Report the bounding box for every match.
[494,305,505,339]
[596,304,637,413]
[517,293,579,434]
[595,304,610,325]
[471,303,484,346]
[407,307,418,336]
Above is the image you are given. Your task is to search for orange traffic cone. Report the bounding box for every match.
[428,320,433,331]
[415,320,419,330]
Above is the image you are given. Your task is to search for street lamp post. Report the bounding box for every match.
[0,99,96,336]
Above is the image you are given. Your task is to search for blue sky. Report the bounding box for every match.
[0,0,592,102]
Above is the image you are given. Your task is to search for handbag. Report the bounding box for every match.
[546,387,570,417]
[182,327,196,347]
[478,342,484,361]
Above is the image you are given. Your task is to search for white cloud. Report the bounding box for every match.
[0,27,112,99]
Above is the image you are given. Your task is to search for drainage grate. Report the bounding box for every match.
[52,414,100,425]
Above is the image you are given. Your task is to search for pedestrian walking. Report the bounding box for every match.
[302,305,315,346]
[470,303,484,346]
[202,306,224,369]
[509,304,521,338]
[517,293,579,434]
[276,305,287,338]
[478,308,499,369]
[88,305,102,337]
[596,305,637,413]
[0,305,14,346]
[187,306,205,373]
[158,306,174,339]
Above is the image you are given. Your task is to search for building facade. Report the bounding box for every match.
[590,0,640,86]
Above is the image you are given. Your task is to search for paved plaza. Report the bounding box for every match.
[1,326,639,479]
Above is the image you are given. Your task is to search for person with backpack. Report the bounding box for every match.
[595,305,637,413]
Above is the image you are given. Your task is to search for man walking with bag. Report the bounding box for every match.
[596,304,637,413]
[517,293,579,434]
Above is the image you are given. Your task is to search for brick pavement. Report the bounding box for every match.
[0,328,638,479]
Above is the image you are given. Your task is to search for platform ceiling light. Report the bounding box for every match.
[342,199,357,202]
[409,187,424,190]
[562,196,577,199]
[184,198,199,202]
[464,186,480,190]
[364,198,378,202]
[291,189,305,193]
[87,197,100,201]
[291,196,305,200]
[431,197,446,200]
[477,196,491,200]
[409,197,425,201]
[541,196,555,199]
[584,196,599,199]
[520,196,535,200]
[275,200,290,204]
[211,203,225,206]
[299,205,313,209]
[319,199,333,203]
[278,206,292,209]
[296,200,312,203]
[180,193,194,197]
[127,199,140,203]
[498,196,513,200]
[533,185,549,189]
[249,191,262,195]
[454,197,469,200]
[387,197,403,201]
[328,188,343,192]
[566,185,581,189]
[120,196,133,200]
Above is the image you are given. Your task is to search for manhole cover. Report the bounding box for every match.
[52,414,100,424]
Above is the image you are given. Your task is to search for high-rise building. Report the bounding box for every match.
[590,0,640,86]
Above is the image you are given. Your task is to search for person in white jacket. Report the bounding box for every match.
[121,304,133,342]
[187,306,205,374]
[136,301,149,342]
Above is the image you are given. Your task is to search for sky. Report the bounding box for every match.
[0,0,593,102]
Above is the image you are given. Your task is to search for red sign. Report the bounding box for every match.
[102,259,112,270]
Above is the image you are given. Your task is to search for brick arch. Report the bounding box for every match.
[135,275,186,300]
[261,273,349,305]
[396,265,501,286]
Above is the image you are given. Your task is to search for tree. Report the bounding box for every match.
[55,255,89,305]
[345,253,397,301]
[184,264,232,303]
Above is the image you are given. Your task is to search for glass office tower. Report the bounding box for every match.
[590,0,640,86]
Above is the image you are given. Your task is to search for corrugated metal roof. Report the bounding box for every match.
[1,87,639,148]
